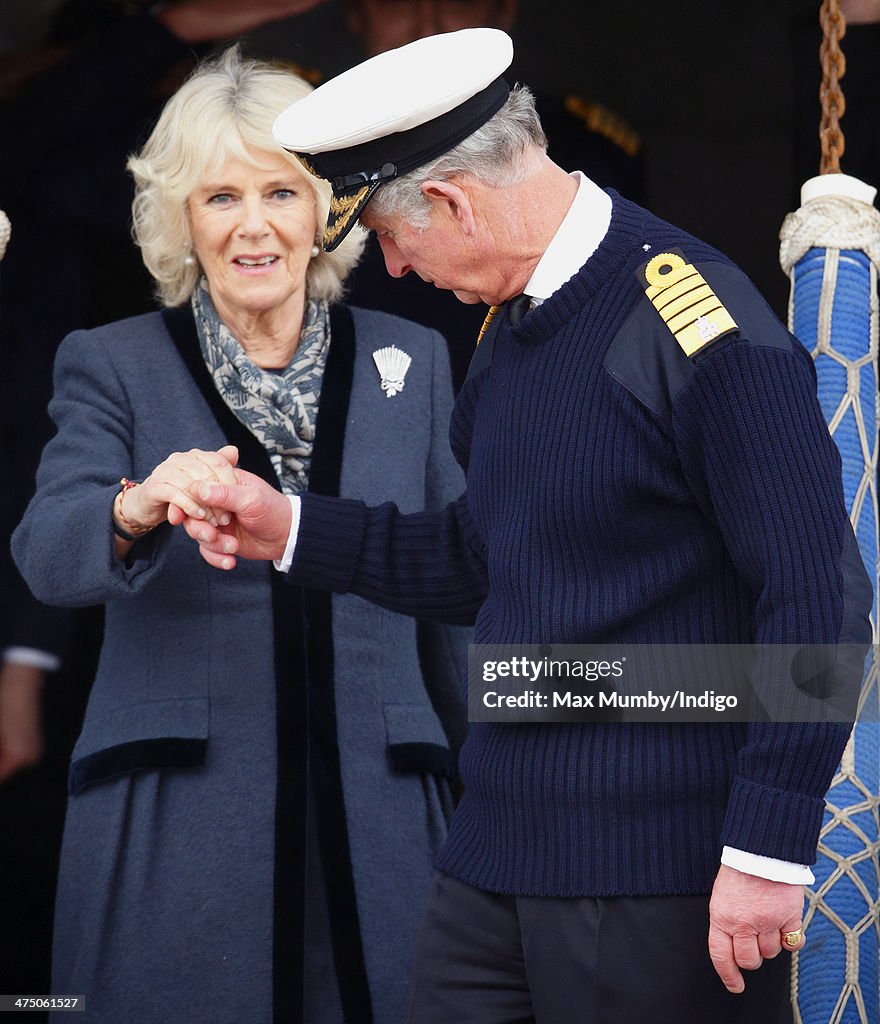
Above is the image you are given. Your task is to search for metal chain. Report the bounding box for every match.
[819,0,847,174]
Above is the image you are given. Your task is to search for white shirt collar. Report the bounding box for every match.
[523,171,613,304]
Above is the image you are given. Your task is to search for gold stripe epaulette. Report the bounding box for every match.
[643,252,737,356]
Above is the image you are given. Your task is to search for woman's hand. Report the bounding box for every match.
[114,445,239,540]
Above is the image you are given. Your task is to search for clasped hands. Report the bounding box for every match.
[113,445,241,542]
[142,445,294,565]
[120,444,289,562]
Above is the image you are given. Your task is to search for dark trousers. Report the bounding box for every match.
[408,872,794,1024]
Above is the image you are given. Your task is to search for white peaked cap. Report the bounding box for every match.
[271,28,514,250]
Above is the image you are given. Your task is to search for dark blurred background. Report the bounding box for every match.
[3,0,868,313]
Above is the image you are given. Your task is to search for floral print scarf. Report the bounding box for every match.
[192,279,330,494]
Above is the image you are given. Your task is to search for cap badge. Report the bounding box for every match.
[372,345,412,398]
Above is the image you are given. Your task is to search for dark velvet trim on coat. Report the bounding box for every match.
[162,304,374,1023]
[388,742,457,780]
[270,567,310,1023]
[306,304,374,1024]
[162,306,308,1021]
[161,307,280,486]
[68,738,206,795]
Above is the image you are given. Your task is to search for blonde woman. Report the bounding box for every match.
[13,48,466,1024]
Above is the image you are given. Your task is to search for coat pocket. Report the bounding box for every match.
[68,697,209,795]
[383,702,457,779]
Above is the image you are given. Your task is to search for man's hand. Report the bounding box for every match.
[156,0,331,44]
[0,663,44,783]
[708,864,806,994]
[172,468,293,568]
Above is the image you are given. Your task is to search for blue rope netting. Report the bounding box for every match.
[791,246,879,1024]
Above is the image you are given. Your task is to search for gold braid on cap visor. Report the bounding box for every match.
[325,185,370,244]
[295,154,321,178]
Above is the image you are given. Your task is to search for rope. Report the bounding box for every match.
[781,197,880,271]
[780,198,880,1024]
[783,4,879,1017]
[820,0,847,174]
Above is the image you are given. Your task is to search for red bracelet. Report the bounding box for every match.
[113,478,149,539]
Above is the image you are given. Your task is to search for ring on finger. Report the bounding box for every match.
[782,928,804,948]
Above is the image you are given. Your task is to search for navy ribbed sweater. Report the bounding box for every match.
[291,195,871,895]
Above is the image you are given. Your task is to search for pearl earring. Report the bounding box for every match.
[310,244,320,258]
[184,254,195,267]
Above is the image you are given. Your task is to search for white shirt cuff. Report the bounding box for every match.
[721,846,815,885]
[3,647,62,672]
[273,494,302,574]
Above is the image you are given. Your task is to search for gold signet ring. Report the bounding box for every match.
[782,928,804,947]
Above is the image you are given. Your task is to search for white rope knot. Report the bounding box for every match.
[0,210,10,262]
[779,195,880,274]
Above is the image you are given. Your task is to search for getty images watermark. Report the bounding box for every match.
[468,644,873,724]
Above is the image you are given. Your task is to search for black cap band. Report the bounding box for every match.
[300,76,510,195]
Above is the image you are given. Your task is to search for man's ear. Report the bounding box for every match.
[421,179,477,234]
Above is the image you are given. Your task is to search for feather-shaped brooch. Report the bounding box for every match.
[372,345,412,398]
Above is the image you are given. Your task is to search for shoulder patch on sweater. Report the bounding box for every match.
[639,249,738,356]
[606,256,794,420]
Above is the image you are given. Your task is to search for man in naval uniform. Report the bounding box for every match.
[177,28,871,1024]
[340,0,646,387]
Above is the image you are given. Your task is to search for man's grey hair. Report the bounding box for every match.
[369,84,547,229]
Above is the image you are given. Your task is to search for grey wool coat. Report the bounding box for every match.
[12,304,469,1024]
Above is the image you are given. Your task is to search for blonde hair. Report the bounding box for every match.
[128,47,364,307]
